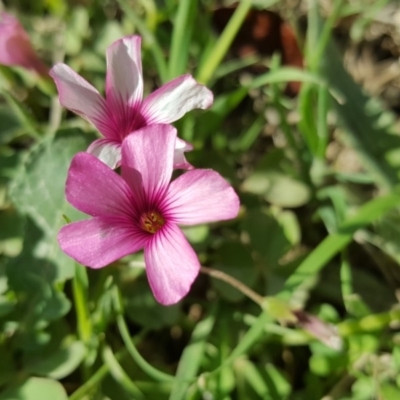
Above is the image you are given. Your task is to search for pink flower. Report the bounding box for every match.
[50,36,213,170]
[0,12,49,76]
[58,124,239,305]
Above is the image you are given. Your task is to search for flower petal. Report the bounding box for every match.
[0,12,49,76]
[141,74,213,125]
[105,36,143,127]
[87,138,121,169]
[66,152,134,217]
[173,137,193,170]
[145,223,200,305]
[50,64,116,140]
[121,124,175,205]
[58,217,148,269]
[165,169,240,225]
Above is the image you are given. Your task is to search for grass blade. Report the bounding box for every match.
[168,0,197,79]
[169,305,217,400]
[196,0,252,85]
[321,37,400,190]
[116,0,168,82]
[281,192,400,298]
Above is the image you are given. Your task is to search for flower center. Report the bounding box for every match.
[139,211,165,234]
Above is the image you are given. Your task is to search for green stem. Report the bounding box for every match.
[112,286,175,382]
[340,252,353,313]
[73,264,92,345]
[102,345,144,399]
[200,266,264,306]
[72,263,92,380]
[69,349,127,400]
[138,0,157,31]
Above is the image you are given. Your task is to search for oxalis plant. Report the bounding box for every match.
[2,0,400,399]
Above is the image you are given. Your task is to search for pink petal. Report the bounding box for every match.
[145,223,200,305]
[87,138,122,169]
[121,125,175,204]
[141,75,213,125]
[66,152,134,217]
[105,36,143,120]
[58,217,148,269]
[50,64,116,140]
[173,137,194,170]
[0,12,49,76]
[165,169,240,225]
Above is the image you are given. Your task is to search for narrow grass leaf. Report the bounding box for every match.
[321,40,400,190]
[116,0,168,82]
[196,0,252,84]
[113,286,174,383]
[230,115,265,152]
[73,263,92,345]
[102,345,144,399]
[208,311,270,378]
[169,306,217,400]
[281,192,400,298]
[250,68,326,89]
[0,89,41,139]
[168,0,197,79]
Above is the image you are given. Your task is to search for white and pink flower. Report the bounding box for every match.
[58,124,239,305]
[50,36,213,169]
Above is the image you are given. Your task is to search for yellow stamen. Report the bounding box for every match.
[140,211,165,234]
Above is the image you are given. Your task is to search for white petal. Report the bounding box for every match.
[173,137,194,170]
[105,36,143,112]
[141,74,213,124]
[50,64,116,139]
[87,138,122,169]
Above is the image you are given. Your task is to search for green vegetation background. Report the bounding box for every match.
[1,0,400,399]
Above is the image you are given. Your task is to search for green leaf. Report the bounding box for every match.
[242,209,290,268]
[10,130,91,281]
[26,340,85,379]
[65,7,90,56]
[0,345,16,386]
[0,209,23,257]
[0,105,21,145]
[241,149,311,208]
[193,88,248,143]
[124,280,180,330]
[379,384,400,400]
[212,241,256,302]
[243,171,310,208]
[0,377,68,400]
